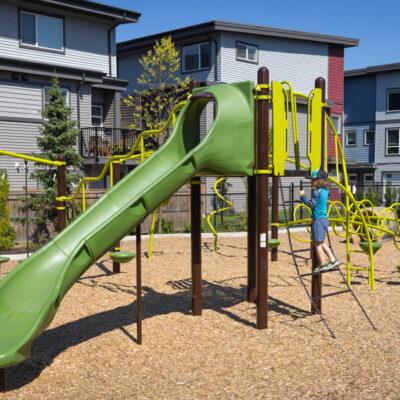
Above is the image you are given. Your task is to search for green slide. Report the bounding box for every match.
[0,81,255,368]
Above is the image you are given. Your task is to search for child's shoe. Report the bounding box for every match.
[320,260,340,272]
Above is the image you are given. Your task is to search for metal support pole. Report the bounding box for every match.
[0,368,6,392]
[56,156,66,233]
[247,175,257,302]
[311,77,326,314]
[112,162,121,274]
[290,182,295,221]
[271,175,279,261]
[191,177,202,316]
[256,67,270,329]
[300,180,304,221]
[136,224,142,345]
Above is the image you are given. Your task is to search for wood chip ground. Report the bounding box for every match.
[1,233,400,399]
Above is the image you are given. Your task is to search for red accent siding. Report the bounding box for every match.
[328,45,344,159]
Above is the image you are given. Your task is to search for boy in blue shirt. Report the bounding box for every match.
[299,169,340,273]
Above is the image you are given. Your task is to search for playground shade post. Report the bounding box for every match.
[136,225,142,344]
[112,162,122,274]
[271,176,279,261]
[310,77,326,314]
[256,67,270,329]
[247,175,257,303]
[191,177,202,316]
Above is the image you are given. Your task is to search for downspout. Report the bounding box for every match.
[202,27,219,82]
[108,13,126,77]
[77,73,85,159]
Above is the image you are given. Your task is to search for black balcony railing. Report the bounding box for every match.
[79,127,159,160]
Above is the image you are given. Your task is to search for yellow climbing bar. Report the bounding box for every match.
[307,88,323,171]
[271,81,289,175]
[0,150,66,166]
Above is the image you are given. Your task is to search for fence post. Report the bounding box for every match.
[56,156,66,233]
[95,127,99,162]
[256,67,270,330]
[290,182,294,221]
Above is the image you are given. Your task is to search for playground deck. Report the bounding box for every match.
[1,234,399,400]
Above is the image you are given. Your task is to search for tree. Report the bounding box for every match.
[20,77,83,244]
[0,170,16,250]
[125,36,190,143]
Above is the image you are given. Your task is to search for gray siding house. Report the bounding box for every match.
[117,21,358,211]
[0,0,140,188]
[344,63,400,185]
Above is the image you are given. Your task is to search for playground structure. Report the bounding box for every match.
[1,66,400,392]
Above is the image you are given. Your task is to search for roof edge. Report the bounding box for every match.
[345,61,400,78]
[117,20,359,54]
[23,0,140,23]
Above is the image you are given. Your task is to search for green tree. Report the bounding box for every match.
[0,170,16,250]
[125,36,190,143]
[20,77,83,244]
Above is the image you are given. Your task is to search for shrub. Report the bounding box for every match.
[0,170,16,250]
[385,183,398,207]
[160,219,174,234]
[364,188,381,206]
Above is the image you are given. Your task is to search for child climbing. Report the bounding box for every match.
[299,169,340,273]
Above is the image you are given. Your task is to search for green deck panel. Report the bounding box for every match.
[110,251,136,263]
[267,239,281,250]
[0,81,255,368]
[359,241,382,255]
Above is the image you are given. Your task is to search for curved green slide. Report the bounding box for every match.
[0,81,254,368]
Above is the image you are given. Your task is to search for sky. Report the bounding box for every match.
[107,0,399,70]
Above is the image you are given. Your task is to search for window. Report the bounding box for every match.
[387,89,400,112]
[236,42,258,63]
[43,86,69,109]
[364,129,375,145]
[20,11,64,50]
[345,130,356,147]
[182,42,211,72]
[386,129,400,155]
[348,173,358,183]
[331,114,342,134]
[363,173,374,183]
[92,105,103,127]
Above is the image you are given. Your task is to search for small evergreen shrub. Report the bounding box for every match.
[0,170,16,250]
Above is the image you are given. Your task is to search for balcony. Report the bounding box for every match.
[79,127,159,161]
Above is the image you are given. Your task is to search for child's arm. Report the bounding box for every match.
[300,189,319,210]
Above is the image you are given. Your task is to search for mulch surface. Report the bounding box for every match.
[1,233,400,399]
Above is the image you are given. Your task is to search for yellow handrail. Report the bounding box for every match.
[0,150,66,166]
[207,177,234,251]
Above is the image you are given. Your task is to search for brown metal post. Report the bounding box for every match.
[256,67,270,329]
[191,177,202,316]
[56,156,66,233]
[136,224,142,345]
[0,369,5,392]
[247,175,257,302]
[271,175,279,261]
[112,162,121,274]
[311,77,326,314]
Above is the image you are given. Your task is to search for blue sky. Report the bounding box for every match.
[108,0,398,70]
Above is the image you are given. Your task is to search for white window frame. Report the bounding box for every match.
[43,86,69,110]
[364,129,375,145]
[387,89,400,112]
[345,130,356,147]
[181,42,211,73]
[386,128,400,155]
[236,41,259,64]
[363,173,374,184]
[331,114,342,135]
[20,11,64,51]
[91,104,104,127]
[348,173,358,183]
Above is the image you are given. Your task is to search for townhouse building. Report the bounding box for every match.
[0,0,140,188]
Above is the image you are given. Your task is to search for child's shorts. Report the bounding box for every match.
[312,218,329,243]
